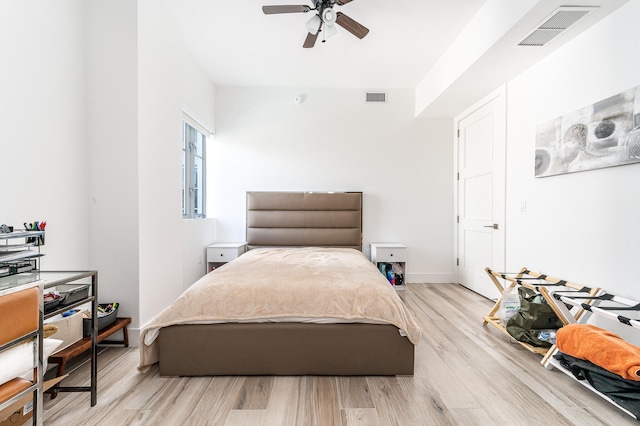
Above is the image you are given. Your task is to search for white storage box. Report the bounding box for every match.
[45,311,83,351]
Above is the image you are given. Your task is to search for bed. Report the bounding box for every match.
[138,191,420,376]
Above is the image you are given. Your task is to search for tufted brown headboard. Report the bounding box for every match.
[246,191,362,250]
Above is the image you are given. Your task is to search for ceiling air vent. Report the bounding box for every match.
[366,92,386,103]
[517,6,597,47]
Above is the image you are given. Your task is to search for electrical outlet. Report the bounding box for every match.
[520,200,527,212]
[198,254,203,264]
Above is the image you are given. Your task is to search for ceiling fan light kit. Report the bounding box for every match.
[306,15,322,35]
[262,0,368,48]
[321,8,337,40]
[323,22,338,39]
[322,8,336,25]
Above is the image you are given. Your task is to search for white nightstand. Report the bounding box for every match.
[206,242,247,272]
[370,243,407,290]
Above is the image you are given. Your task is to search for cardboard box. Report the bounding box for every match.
[0,376,67,426]
[0,399,32,426]
[45,311,83,351]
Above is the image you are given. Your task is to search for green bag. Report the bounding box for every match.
[505,286,564,347]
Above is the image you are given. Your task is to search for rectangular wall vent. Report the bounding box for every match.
[517,6,597,47]
[366,92,386,103]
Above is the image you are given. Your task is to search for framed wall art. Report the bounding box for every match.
[535,85,640,177]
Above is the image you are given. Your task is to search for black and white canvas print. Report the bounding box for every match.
[535,85,640,177]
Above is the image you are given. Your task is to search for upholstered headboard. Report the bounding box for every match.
[246,191,362,250]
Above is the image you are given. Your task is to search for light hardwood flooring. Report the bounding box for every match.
[42,283,638,425]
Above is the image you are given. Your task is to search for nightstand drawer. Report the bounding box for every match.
[206,243,246,264]
[207,247,243,262]
[371,246,407,262]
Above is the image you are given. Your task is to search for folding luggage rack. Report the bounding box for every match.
[547,289,640,330]
[483,266,640,420]
[543,286,640,420]
[482,267,601,357]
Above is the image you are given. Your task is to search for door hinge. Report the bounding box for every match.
[456,258,459,266]
[457,129,460,138]
[457,172,460,181]
[457,215,459,223]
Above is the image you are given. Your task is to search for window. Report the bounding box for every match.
[182,120,207,218]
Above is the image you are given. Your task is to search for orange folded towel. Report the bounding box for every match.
[556,324,640,381]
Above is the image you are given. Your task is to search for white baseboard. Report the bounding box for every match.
[128,328,140,348]
[406,273,456,284]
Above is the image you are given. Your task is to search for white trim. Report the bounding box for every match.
[128,328,141,348]
[406,273,456,284]
[452,116,459,284]
[453,84,507,287]
[182,105,214,136]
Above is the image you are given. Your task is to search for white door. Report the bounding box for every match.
[455,87,506,300]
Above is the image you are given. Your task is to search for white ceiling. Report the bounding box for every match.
[162,0,630,116]
[162,0,486,89]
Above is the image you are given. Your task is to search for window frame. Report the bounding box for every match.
[182,115,209,219]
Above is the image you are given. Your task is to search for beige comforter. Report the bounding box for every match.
[138,247,421,371]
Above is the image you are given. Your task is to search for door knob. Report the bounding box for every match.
[483,224,499,230]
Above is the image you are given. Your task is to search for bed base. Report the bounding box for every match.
[158,322,414,376]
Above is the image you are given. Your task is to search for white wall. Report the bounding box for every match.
[182,51,216,133]
[0,0,89,269]
[212,88,454,282]
[86,0,141,333]
[182,218,216,290]
[10,0,220,341]
[137,0,186,325]
[505,0,640,303]
[86,0,218,336]
[180,45,217,290]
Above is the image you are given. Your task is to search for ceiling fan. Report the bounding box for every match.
[262,0,369,48]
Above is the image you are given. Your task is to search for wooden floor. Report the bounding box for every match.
[42,283,638,425]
